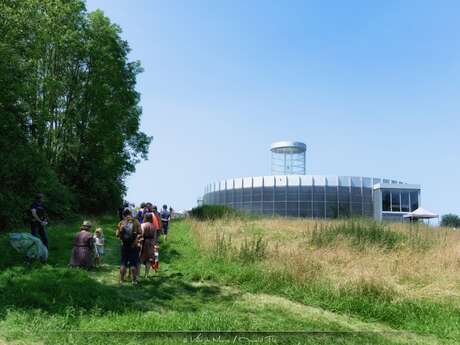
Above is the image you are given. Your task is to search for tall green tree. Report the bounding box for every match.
[0,0,151,229]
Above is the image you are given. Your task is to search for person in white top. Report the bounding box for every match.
[93,228,105,266]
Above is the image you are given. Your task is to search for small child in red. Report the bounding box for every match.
[151,245,159,271]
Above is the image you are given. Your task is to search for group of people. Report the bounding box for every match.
[115,202,172,284]
[69,221,105,268]
[29,193,172,285]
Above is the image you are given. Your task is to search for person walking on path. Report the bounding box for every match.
[30,193,48,249]
[152,206,162,244]
[139,213,157,277]
[116,208,142,284]
[137,202,146,224]
[118,201,128,221]
[160,204,171,241]
[69,221,95,269]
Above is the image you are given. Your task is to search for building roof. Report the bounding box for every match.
[270,141,307,153]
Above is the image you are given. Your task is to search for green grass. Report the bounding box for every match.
[307,219,436,251]
[0,217,455,344]
[310,219,404,249]
[184,223,460,343]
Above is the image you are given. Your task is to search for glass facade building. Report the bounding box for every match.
[202,175,421,220]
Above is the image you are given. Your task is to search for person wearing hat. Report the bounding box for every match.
[69,220,96,269]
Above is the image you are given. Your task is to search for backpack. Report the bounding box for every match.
[137,209,144,223]
[160,210,170,222]
[120,219,136,245]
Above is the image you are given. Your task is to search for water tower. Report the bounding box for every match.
[270,141,307,175]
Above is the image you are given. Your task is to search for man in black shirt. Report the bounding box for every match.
[31,193,48,248]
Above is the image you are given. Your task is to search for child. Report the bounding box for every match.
[151,244,160,272]
[94,228,105,266]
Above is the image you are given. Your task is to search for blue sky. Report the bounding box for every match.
[86,0,459,215]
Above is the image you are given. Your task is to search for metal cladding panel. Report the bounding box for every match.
[363,177,372,188]
[201,174,415,221]
[300,175,313,186]
[243,177,252,188]
[275,176,287,187]
[264,176,275,187]
[234,178,243,189]
[351,176,361,187]
[287,175,300,186]
[339,176,351,187]
[226,179,234,189]
[253,176,263,188]
[313,175,326,186]
[326,176,338,186]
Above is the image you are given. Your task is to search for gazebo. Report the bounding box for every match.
[403,207,438,223]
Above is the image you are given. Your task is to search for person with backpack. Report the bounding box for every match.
[139,212,157,278]
[30,193,48,249]
[116,208,142,284]
[160,204,171,241]
[118,201,128,221]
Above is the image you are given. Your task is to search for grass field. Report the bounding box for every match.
[0,216,458,344]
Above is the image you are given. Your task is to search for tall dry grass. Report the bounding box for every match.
[188,217,460,304]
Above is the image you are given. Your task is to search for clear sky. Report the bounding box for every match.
[86,0,459,215]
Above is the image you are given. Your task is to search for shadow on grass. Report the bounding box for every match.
[0,265,235,319]
[0,219,236,319]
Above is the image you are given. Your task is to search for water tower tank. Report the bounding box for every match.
[270,141,306,175]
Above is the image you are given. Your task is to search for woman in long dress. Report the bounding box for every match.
[139,212,157,277]
[69,221,95,269]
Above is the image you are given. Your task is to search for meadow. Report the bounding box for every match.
[0,214,458,344]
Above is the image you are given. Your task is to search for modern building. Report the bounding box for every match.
[202,141,421,221]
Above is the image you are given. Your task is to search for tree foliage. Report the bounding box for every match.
[441,214,460,228]
[0,0,151,230]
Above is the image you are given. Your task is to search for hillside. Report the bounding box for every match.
[0,216,458,344]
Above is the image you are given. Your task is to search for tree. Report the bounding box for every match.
[0,0,151,230]
[441,214,460,228]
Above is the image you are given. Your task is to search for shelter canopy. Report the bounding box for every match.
[403,207,438,219]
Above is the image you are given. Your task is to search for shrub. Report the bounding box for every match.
[441,214,460,227]
[190,205,239,220]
